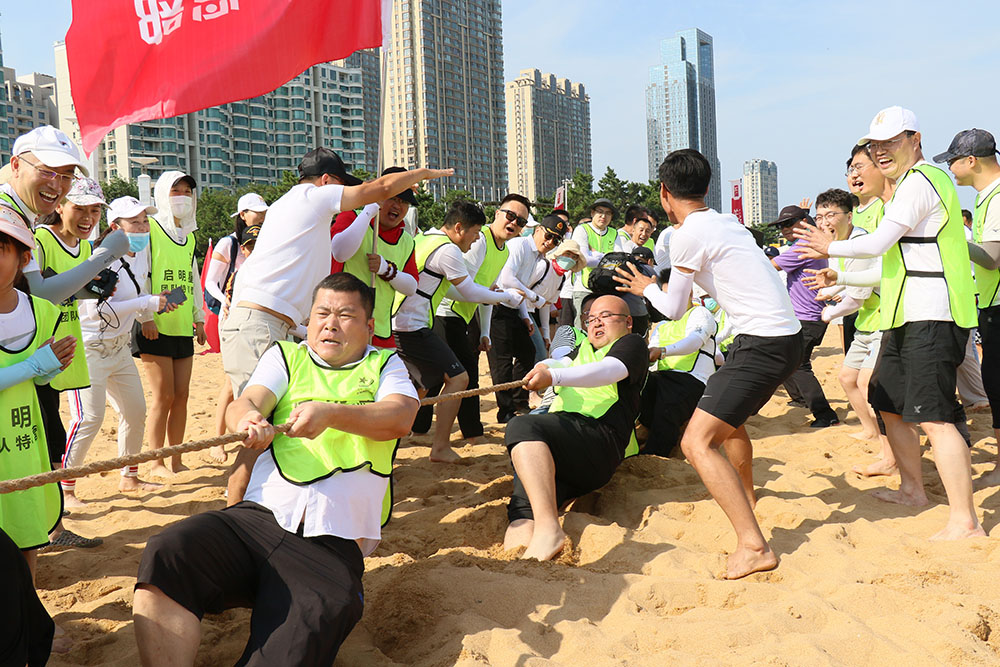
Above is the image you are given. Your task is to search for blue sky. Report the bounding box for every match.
[4,0,1000,209]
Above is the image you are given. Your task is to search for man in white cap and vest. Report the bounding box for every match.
[796,107,984,541]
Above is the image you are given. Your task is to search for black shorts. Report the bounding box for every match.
[869,321,968,423]
[136,502,364,666]
[393,327,465,390]
[504,412,626,522]
[697,331,803,428]
[133,330,194,359]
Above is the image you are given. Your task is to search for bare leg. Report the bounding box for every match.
[922,421,985,540]
[871,412,928,507]
[430,371,469,463]
[721,425,755,508]
[226,447,265,506]
[852,368,898,476]
[133,584,200,667]
[166,356,193,472]
[975,428,1000,487]
[681,409,777,579]
[141,354,175,478]
[510,441,566,561]
[209,379,234,463]
[840,365,879,440]
[503,518,534,551]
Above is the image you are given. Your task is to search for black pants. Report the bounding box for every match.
[842,312,858,354]
[488,305,535,419]
[412,315,485,438]
[558,298,576,328]
[0,528,53,667]
[639,371,705,457]
[980,305,1000,429]
[781,319,837,421]
[36,383,65,468]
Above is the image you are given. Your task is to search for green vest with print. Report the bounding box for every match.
[973,183,1000,308]
[449,227,509,323]
[834,227,882,334]
[852,199,884,233]
[34,226,90,390]
[880,164,977,330]
[269,342,399,526]
[149,216,196,336]
[650,308,716,373]
[715,310,735,353]
[392,232,454,329]
[343,225,416,340]
[580,223,616,291]
[0,295,63,548]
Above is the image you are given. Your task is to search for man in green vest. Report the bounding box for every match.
[391,201,523,462]
[570,198,617,328]
[796,106,984,541]
[134,273,420,666]
[502,295,648,561]
[937,128,1000,487]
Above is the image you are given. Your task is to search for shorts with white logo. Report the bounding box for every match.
[869,321,968,423]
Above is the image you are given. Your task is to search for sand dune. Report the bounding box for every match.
[40,329,1000,665]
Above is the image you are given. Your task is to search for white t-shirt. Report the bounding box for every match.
[650,305,718,385]
[879,161,952,322]
[232,183,345,325]
[654,225,674,273]
[437,228,490,318]
[78,250,159,342]
[669,209,799,337]
[615,236,637,254]
[392,230,468,332]
[243,342,417,556]
[0,290,36,350]
[497,236,543,300]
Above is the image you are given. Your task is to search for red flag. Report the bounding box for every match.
[730,179,744,225]
[66,0,389,154]
[553,185,566,210]
[199,238,220,354]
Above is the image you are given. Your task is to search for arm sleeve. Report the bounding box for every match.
[24,230,130,303]
[835,264,882,287]
[386,267,417,297]
[191,257,205,324]
[98,295,162,322]
[204,243,230,303]
[548,356,629,387]
[827,219,909,258]
[821,295,864,322]
[572,225,604,267]
[654,228,672,273]
[968,241,1000,270]
[518,300,529,319]
[330,204,380,262]
[0,346,61,391]
[641,269,695,321]
[479,304,493,341]
[538,304,552,341]
[453,278,518,306]
[656,331,708,358]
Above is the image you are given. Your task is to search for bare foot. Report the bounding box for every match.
[522,528,567,561]
[929,522,987,541]
[852,460,898,477]
[148,463,174,479]
[169,462,190,473]
[464,436,482,447]
[870,487,928,507]
[503,519,533,551]
[429,446,463,463]
[119,477,163,493]
[206,445,228,463]
[975,467,1000,489]
[848,429,878,442]
[62,492,87,508]
[725,546,778,579]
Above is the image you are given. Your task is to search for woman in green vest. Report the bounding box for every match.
[135,172,206,477]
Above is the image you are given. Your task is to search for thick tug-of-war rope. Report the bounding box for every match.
[0,379,529,494]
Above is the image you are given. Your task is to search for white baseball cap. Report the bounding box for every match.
[108,196,157,224]
[12,125,89,176]
[857,106,920,146]
[0,206,35,249]
[231,192,269,217]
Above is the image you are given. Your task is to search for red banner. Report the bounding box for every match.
[730,179,744,224]
[67,0,388,154]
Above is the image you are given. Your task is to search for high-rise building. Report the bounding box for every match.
[54,42,369,188]
[505,69,591,203]
[381,0,506,201]
[645,28,721,210]
[334,49,381,174]
[0,30,12,157]
[742,159,779,227]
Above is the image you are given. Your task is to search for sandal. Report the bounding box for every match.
[46,530,103,549]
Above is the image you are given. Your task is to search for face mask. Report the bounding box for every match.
[126,232,150,252]
[703,297,719,312]
[556,256,576,270]
[169,196,193,217]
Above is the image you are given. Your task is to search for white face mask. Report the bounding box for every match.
[169,196,193,217]
[556,256,576,270]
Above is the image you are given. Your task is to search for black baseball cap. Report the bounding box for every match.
[631,246,654,262]
[769,205,812,227]
[381,167,418,206]
[297,148,362,185]
[539,214,567,236]
[590,198,617,218]
[933,129,999,164]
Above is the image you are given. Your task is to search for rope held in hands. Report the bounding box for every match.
[0,379,529,494]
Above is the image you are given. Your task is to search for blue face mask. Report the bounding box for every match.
[556,256,576,270]
[126,232,150,252]
[703,297,719,312]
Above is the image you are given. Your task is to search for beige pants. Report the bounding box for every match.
[220,305,292,396]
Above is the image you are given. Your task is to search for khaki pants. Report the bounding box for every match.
[220,306,292,396]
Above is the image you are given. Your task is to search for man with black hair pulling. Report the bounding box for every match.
[615,148,802,579]
[392,201,523,462]
[502,295,647,561]
[133,273,419,666]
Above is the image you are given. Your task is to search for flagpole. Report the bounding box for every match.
[371,3,392,288]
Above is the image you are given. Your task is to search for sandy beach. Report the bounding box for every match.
[39,328,1000,666]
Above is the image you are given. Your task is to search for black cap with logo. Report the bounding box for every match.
[298,148,362,185]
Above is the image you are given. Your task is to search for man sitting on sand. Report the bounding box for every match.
[503,294,648,561]
[132,274,419,666]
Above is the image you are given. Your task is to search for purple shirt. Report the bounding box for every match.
[772,241,827,321]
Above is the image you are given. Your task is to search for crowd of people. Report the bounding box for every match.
[3,105,1000,664]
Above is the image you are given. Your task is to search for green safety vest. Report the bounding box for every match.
[34,226,90,390]
[973,182,1000,308]
[448,227,509,323]
[649,307,716,373]
[580,223,616,291]
[269,341,399,525]
[0,191,31,225]
[392,232,455,329]
[881,164,977,330]
[149,216,196,336]
[0,295,63,548]
[343,225,415,340]
[550,338,618,418]
[852,199,884,233]
[834,227,882,334]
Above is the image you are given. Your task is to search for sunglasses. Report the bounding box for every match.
[499,208,528,227]
[542,230,562,243]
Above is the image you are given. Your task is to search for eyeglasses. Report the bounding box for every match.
[814,210,849,223]
[778,220,798,229]
[18,157,76,185]
[584,311,629,327]
[867,135,907,154]
[499,208,527,227]
[845,162,871,176]
[592,208,613,218]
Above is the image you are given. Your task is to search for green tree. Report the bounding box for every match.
[595,166,629,220]
[100,177,139,202]
[193,189,239,259]
[565,169,596,223]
